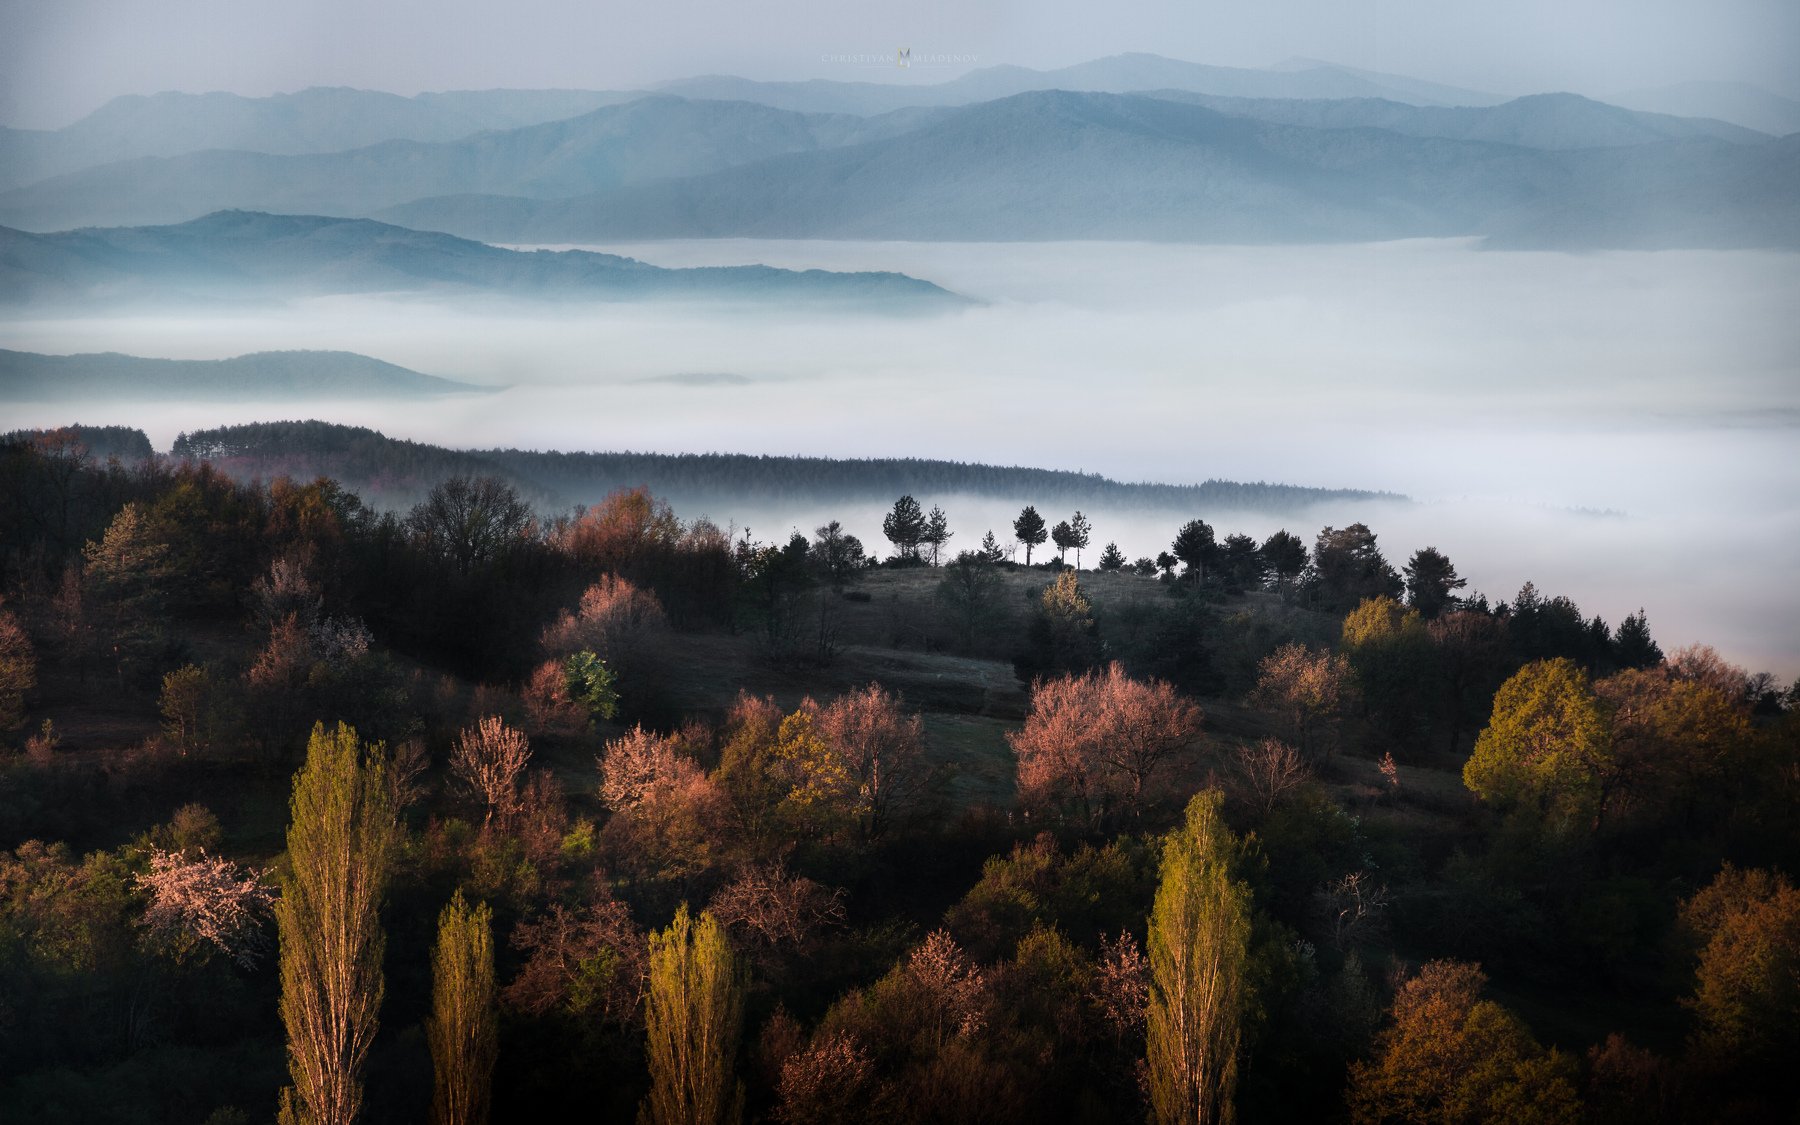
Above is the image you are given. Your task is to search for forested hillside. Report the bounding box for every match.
[1,426,1795,1122]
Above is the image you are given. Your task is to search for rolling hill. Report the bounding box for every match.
[0,348,484,401]
[0,210,966,307]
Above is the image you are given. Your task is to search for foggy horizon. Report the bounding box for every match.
[5,1,1800,129]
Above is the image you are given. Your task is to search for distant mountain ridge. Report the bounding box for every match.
[0,97,953,231]
[0,348,483,401]
[0,211,966,307]
[0,87,639,191]
[376,90,1800,249]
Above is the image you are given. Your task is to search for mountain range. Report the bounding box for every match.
[0,211,965,306]
[0,348,482,400]
[371,91,1797,248]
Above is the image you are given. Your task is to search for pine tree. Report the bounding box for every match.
[922,505,953,567]
[1098,542,1127,572]
[1613,609,1663,669]
[1402,547,1467,619]
[428,891,497,1125]
[1171,520,1216,584]
[882,495,927,561]
[1069,511,1092,569]
[1146,790,1250,1125]
[642,906,746,1125]
[277,722,399,1125]
[1013,506,1048,566]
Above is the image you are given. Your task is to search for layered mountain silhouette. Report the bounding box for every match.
[0,211,966,306]
[0,348,484,400]
[372,91,1796,248]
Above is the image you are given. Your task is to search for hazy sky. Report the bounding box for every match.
[3,0,1797,128]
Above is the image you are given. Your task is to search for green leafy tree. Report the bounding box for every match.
[1022,570,1103,679]
[564,651,620,724]
[642,905,746,1125]
[1014,506,1049,566]
[1403,547,1467,619]
[82,502,176,684]
[1462,658,1611,833]
[881,495,927,561]
[1147,789,1251,1125]
[277,722,400,1125]
[809,520,866,589]
[428,892,497,1125]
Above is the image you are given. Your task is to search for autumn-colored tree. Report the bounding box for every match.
[1247,643,1353,759]
[598,726,719,876]
[773,1030,876,1125]
[504,886,647,1027]
[1677,865,1800,1069]
[553,486,683,572]
[451,716,532,827]
[428,891,497,1125]
[1462,658,1612,833]
[799,684,929,840]
[642,905,746,1125]
[0,605,36,730]
[277,722,399,1125]
[1010,663,1201,828]
[1346,961,1582,1125]
[1595,667,1750,829]
[82,502,175,683]
[1147,790,1250,1125]
[540,576,671,687]
[1023,570,1104,678]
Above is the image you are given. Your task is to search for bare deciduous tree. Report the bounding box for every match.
[1317,870,1390,951]
[1233,738,1311,813]
[1248,643,1354,759]
[450,717,531,827]
[707,862,846,967]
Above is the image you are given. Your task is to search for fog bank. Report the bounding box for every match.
[1,239,1794,675]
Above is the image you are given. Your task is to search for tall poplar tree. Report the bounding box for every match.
[428,891,498,1125]
[1146,790,1250,1125]
[642,906,746,1125]
[277,722,399,1125]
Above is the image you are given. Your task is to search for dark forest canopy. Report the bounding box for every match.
[164,419,1403,514]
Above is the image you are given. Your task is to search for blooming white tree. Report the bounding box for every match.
[137,847,276,967]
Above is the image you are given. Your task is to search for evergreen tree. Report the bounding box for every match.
[1051,520,1076,565]
[1403,546,1467,619]
[1098,542,1127,572]
[921,505,952,567]
[1259,530,1308,595]
[642,906,746,1125]
[277,722,399,1125]
[1313,524,1403,609]
[1014,506,1049,566]
[1171,520,1216,584]
[1147,790,1250,1125]
[1069,511,1092,569]
[978,529,1006,563]
[428,892,497,1125]
[1613,609,1662,669]
[882,495,927,561]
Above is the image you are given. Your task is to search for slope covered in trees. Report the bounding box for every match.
[0,429,1795,1123]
